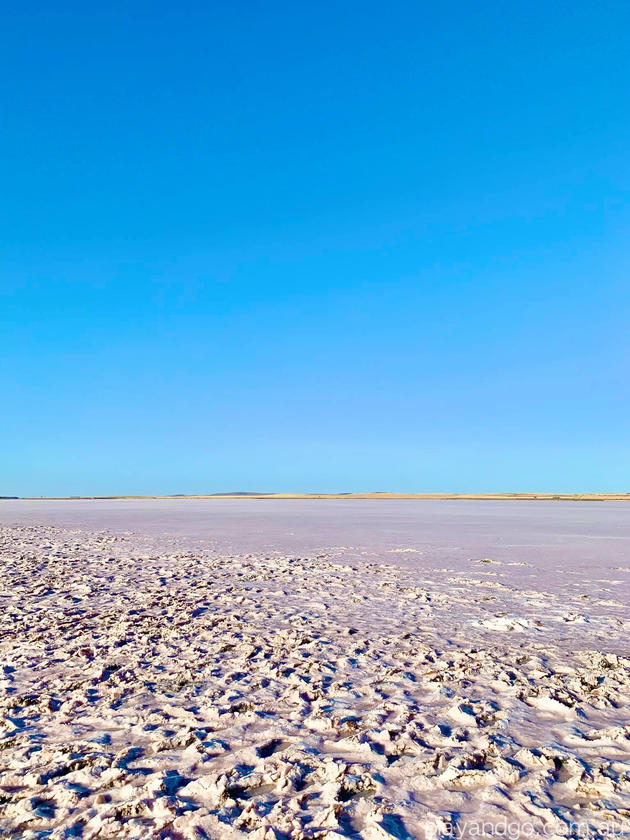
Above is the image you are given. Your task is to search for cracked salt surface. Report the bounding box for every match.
[1,501,630,839]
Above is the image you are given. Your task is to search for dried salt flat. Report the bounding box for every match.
[1,502,630,839]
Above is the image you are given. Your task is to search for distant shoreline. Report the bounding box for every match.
[6,493,630,501]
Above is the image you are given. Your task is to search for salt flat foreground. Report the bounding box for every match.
[1,504,630,839]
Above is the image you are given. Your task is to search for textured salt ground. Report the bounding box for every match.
[3,499,630,606]
[1,524,630,839]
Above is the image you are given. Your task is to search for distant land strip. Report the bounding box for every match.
[8,493,630,501]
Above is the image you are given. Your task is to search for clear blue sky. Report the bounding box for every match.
[2,1,629,495]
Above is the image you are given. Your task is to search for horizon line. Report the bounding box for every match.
[3,492,630,502]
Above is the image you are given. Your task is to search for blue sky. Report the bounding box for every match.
[2,1,629,495]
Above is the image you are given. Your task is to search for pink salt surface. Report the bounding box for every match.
[2,498,630,599]
[1,500,630,839]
